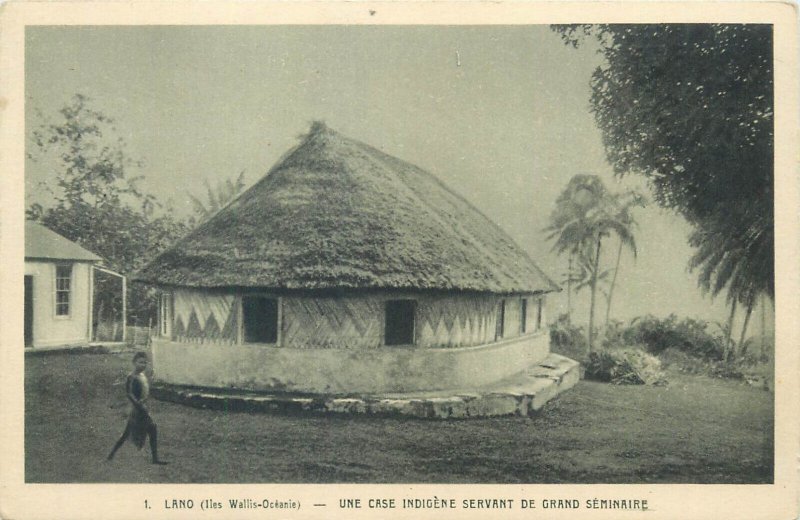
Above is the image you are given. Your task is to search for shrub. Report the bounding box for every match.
[601,319,627,349]
[659,346,773,389]
[584,351,627,383]
[549,314,587,359]
[622,314,725,360]
[584,348,667,385]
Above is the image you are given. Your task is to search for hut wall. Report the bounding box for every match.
[541,296,548,329]
[526,296,547,332]
[172,289,238,344]
[503,297,522,339]
[416,294,498,348]
[165,290,545,349]
[524,296,535,333]
[282,296,383,349]
[282,293,519,349]
[151,329,550,394]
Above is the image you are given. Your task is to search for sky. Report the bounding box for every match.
[24,25,772,330]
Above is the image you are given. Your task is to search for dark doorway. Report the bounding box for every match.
[385,300,415,346]
[495,299,505,340]
[24,276,33,347]
[242,296,278,344]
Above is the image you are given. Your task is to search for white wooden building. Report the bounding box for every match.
[24,222,125,349]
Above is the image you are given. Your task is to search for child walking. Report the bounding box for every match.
[107,352,167,464]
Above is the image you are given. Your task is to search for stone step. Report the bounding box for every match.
[151,354,580,419]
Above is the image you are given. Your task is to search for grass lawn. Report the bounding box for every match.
[25,350,773,483]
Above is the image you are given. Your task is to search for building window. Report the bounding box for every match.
[55,264,72,316]
[160,293,172,337]
[496,299,505,340]
[385,300,415,346]
[536,298,543,331]
[242,296,279,344]
[520,298,528,334]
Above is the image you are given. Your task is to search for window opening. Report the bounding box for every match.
[55,264,72,316]
[160,293,172,337]
[385,300,415,345]
[496,299,505,340]
[242,296,279,344]
[536,299,543,330]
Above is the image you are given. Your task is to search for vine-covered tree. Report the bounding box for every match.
[27,94,187,325]
[553,24,774,355]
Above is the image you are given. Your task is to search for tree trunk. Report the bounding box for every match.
[588,235,603,353]
[567,255,573,326]
[605,237,624,328]
[738,300,754,358]
[760,293,767,360]
[724,299,737,362]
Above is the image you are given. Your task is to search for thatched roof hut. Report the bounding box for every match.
[136,122,557,294]
[139,123,559,395]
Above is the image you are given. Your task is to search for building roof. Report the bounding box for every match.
[25,221,102,262]
[135,122,559,294]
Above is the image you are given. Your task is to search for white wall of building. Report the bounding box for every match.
[24,260,92,348]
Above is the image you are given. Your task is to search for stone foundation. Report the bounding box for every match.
[152,354,580,419]
[152,331,550,394]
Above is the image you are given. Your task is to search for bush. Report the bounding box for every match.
[547,313,767,386]
[584,348,667,386]
[622,314,725,360]
[549,314,587,359]
[659,346,773,390]
[601,319,627,349]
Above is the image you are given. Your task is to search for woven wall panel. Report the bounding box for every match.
[417,295,498,348]
[173,290,237,344]
[167,291,534,349]
[504,297,522,339]
[282,296,383,349]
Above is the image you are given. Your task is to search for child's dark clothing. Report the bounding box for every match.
[108,368,165,464]
[126,372,153,449]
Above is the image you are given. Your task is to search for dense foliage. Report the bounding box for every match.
[550,312,774,385]
[549,313,588,359]
[621,314,725,361]
[552,24,774,312]
[27,94,188,323]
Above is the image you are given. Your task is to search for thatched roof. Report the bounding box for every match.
[135,123,559,294]
[25,221,102,262]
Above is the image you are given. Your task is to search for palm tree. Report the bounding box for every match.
[688,203,768,361]
[603,191,646,327]
[737,296,754,357]
[188,170,247,224]
[545,175,605,351]
[545,175,643,353]
[560,254,591,325]
[571,248,612,326]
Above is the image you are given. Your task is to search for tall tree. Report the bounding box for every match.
[546,174,641,352]
[553,25,774,334]
[27,94,187,324]
[560,254,587,326]
[603,190,646,327]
